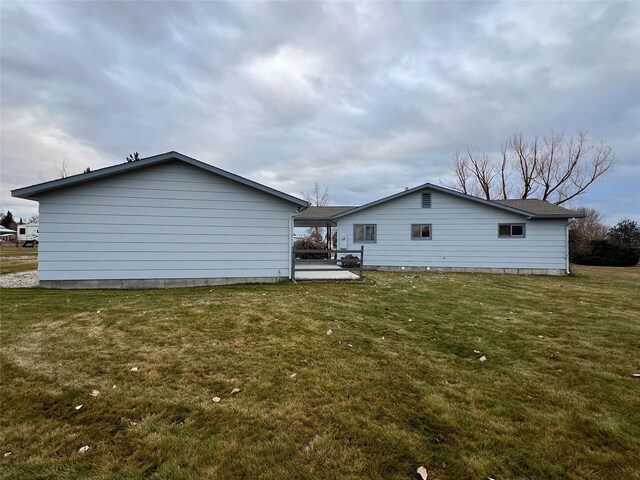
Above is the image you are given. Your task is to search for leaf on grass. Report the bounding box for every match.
[474,350,480,354]
[129,420,138,427]
[78,446,89,454]
[416,465,428,479]
[326,329,332,335]
[130,367,138,372]
[231,388,240,395]
[90,390,99,397]
[290,373,297,380]
[479,356,487,362]
[112,385,117,389]
[4,452,12,457]
[75,405,83,410]
[212,396,221,403]
[632,374,640,378]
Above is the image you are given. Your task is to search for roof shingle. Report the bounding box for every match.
[294,206,355,219]
[492,199,583,217]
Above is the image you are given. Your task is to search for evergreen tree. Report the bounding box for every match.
[609,219,640,251]
[0,211,17,230]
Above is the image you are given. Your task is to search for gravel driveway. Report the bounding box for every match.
[0,271,38,288]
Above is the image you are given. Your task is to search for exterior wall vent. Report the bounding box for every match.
[421,192,431,208]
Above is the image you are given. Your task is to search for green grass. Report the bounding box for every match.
[0,245,38,274]
[1,266,639,479]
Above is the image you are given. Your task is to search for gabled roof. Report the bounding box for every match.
[12,151,309,207]
[331,182,582,219]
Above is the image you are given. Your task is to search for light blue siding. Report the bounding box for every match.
[37,161,298,281]
[336,189,569,271]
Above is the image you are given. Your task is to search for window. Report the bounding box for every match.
[19,228,25,235]
[354,224,376,243]
[498,223,525,238]
[421,192,431,208]
[411,224,432,240]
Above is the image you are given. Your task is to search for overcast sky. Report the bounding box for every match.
[1,1,638,224]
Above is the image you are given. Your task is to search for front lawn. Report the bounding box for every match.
[1,266,638,479]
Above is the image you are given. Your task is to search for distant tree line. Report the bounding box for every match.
[1,211,40,231]
[570,209,639,267]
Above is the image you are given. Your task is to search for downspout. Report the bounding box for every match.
[290,205,308,281]
[288,213,295,280]
[565,220,572,275]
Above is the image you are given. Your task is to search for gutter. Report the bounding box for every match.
[565,219,577,274]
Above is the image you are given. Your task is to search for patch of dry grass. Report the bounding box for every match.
[0,246,38,274]
[1,266,639,479]
[0,258,38,275]
[0,245,38,258]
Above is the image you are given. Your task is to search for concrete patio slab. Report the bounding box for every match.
[294,264,360,281]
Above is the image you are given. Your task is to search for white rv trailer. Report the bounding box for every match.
[17,223,39,243]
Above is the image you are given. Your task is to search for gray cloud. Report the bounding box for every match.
[2,1,638,223]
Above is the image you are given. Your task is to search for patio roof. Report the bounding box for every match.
[294,206,355,227]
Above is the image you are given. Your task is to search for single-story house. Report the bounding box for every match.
[297,184,582,276]
[13,151,582,288]
[12,152,308,288]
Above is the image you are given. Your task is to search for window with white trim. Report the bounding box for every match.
[411,224,432,240]
[498,223,525,238]
[354,224,376,243]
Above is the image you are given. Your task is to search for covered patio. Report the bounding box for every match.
[292,206,362,281]
[293,206,354,250]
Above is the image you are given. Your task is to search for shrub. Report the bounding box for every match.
[573,239,639,267]
[569,229,591,263]
[340,254,361,269]
[294,236,328,259]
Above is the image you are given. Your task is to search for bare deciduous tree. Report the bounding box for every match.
[445,130,614,205]
[55,158,70,178]
[302,182,329,238]
[303,182,329,207]
[570,207,608,240]
[568,207,609,261]
[53,158,91,179]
